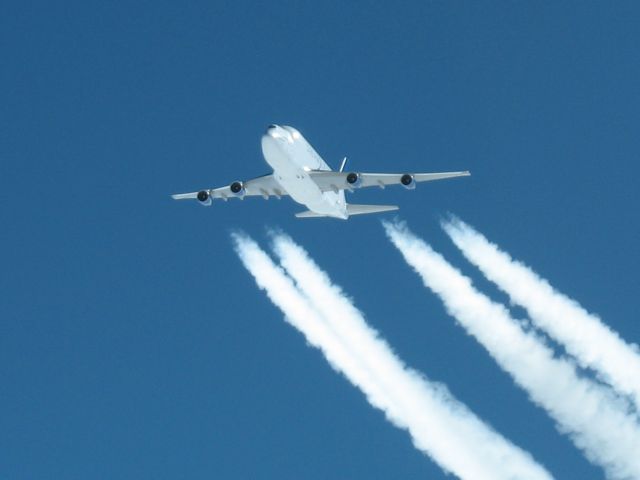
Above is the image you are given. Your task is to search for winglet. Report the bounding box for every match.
[339,157,348,172]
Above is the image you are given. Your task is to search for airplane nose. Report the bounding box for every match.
[265,124,293,143]
[266,124,287,140]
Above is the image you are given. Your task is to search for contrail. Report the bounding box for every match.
[232,233,393,413]
[442,217,640,410]
[233,233,553,480]
[233,232,553,480]
[270,234,554,480]
[384,221,640,480]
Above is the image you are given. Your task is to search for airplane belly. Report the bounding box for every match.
[262,129,346,217]
[273,169,344,217]
[276,172,322,205]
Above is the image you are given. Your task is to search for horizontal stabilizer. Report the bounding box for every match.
[295,210,329,218]
[295,204,398,219]
[346,204,398,216]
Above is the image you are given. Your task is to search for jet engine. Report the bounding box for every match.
[400,174,416,190]
[346,172,363,188]
[230,181,246,198]
[197,190,212,206]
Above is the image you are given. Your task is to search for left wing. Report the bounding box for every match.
[171,174,289,204]
[308,170,470,192]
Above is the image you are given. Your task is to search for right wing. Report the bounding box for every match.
[171,174,289,204]
[308,170,470,192]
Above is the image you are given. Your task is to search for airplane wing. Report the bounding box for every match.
[308,170,470,192]
[171,174,289,204]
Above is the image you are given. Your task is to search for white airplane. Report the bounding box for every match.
[172,125,470,219]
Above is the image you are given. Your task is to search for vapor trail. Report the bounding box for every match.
[233,233,393,412]
[442,217,640,409]
[233,232,553,480]
[384,221,640,480]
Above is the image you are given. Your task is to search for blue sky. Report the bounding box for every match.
[2,1,639,478]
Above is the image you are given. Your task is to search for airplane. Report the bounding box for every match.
[172,125,470,219]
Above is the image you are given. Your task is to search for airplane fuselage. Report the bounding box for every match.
[261,125,348,219]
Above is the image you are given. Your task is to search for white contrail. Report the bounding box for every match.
[384,221,640,480]
[233,232,553,480]
[442,217,640,409]
[232,233,393,414]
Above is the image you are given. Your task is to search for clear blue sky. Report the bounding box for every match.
[2,1,639,478]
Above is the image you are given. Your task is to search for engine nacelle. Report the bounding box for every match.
[400,174,416,190]
[230,181,246,198]
[197,190,212,206]
[346,172,363,188]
